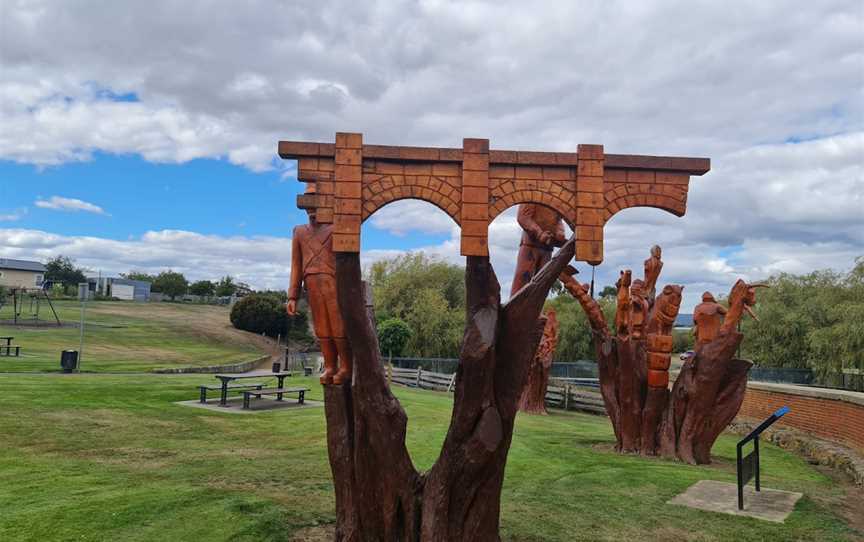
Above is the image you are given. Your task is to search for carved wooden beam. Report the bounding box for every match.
[279,133,710,262]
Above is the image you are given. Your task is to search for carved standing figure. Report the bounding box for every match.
[693,291,727,349]
[629,278,649,340]
[614,270,632,337]
[518,308,560,414]
[510,203,566,296]
[643,245,663,307]
[287,184,353,385]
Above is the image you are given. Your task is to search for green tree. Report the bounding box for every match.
[153,271,188,301]
[230,293,288,337]
[672,328,695,354]
[599,285,617,298]
[215,275,237,297]
[405,289,464,358]
[121,271,156,283]
[189,280,215,297]
[547,293,616,361]
[740,257,864,386]
[368,253,465,358]
[377,318,412,358]
[44,255,87,290]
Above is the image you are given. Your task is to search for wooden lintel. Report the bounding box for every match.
[279,140,710,175]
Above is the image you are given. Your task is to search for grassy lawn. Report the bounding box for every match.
[0,300,266,372]
[0,374,859,541]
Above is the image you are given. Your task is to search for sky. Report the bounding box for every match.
[1,0,862,311]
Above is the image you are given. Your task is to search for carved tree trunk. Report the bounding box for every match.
[564,272,754,465]
[595,331,751,464]
[325,240,575,541]
[517,312,558,415]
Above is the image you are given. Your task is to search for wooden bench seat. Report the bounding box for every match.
[0,345,21,357]
[243,387,310,409]
[199,383,265,403]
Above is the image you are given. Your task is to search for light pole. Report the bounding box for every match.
[78,282,88,372]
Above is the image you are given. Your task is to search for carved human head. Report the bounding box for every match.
[702,291,716,303]
[660,284,683,311]
[651,245,662,258]
[304,183,318,223]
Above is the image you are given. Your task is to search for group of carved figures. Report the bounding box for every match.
[287,199,755,446]
[286,187,765,540]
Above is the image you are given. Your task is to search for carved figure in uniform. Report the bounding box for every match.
[510,203,567,297]
[692,291,727,349]
[287,184,353,385]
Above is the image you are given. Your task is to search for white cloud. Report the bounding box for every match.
[0,1,861,311]
[0,208,27,221]
[0,228,293,289]
[0,1,860,170]
[34,196,107,215]
[369,200,457,236]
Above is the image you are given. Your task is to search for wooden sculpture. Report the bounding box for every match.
[643,245,663,306]
[510,204,567,296]
[614,270,632,337]
[693,291,727,349]
[280,133,711,540]
[518,308,560,415]
[564,245,763,464]
[287,184,353,385]
[324,240,575,540]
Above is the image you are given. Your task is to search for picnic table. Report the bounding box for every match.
[0,336,20,357]
[212,371,294,406]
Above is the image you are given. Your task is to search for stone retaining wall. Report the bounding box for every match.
[152,355,271,374]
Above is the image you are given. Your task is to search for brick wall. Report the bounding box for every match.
[738,383,864,453]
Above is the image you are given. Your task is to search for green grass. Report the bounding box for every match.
[0,300,264,372]
[0,374,859,541]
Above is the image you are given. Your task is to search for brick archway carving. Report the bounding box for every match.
[279,133,709,264]
[602,169,690,223]
[361,175,462,224]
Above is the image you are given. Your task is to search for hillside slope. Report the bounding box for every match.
[0,300,276,372]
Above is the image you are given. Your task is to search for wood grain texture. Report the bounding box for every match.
[324,240,575,540]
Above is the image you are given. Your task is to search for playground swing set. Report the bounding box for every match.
[0,287,62,326]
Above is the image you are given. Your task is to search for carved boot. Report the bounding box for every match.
[319,339,337,385]
[332,337,353,385]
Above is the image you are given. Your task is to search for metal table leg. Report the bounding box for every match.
[219,378,230,406]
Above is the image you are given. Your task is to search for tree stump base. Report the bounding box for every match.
[324,241,576,540]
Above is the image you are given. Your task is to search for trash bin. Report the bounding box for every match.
[61,350,79,373]
[272,362,281,373]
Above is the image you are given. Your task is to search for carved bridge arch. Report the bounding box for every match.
[279,133,709,264]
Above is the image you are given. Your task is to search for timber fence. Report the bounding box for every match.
[387,364,606,415]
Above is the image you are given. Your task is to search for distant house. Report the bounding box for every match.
[0,258,46,289]
[87,276,151,302]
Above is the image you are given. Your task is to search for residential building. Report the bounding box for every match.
[87,276,152,302]
[0,258,46,289]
